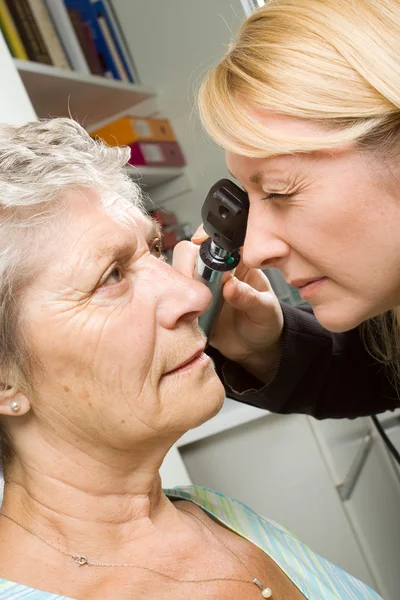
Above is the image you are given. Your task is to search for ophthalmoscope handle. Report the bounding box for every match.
[196,179,249,338]
[196,238,240,337]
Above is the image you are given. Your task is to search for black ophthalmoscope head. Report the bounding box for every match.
[202,178,249,254]
[196,179,249,337]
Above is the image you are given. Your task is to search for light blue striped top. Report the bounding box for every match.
[0,485,382,599]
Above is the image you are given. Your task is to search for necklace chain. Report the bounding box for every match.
[0,508,272,597]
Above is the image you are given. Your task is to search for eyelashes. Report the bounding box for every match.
[261,193,291,202]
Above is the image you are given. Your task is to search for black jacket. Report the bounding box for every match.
[206,303,400,419]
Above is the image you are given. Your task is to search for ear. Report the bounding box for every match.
[0,388,31,417]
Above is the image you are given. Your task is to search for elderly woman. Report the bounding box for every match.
[0,118,380,599]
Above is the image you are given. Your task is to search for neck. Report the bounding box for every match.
[1,425,183,561]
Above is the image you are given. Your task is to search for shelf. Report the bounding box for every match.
[126,165,193,207]
[126,165,184,189]
[14,59,155,128]
[176,398,269,447]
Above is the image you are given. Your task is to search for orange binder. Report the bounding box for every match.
[90,117,176,146]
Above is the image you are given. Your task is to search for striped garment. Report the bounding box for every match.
[0,485,382,599]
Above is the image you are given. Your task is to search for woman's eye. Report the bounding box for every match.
[261,193,288,202]
[102,266,123,287]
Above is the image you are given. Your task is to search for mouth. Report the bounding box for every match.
[164,345,208,376]
[289,276,328,299]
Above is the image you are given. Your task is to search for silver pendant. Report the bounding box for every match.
[73,555,88,566]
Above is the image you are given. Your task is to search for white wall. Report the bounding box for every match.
[112,0,245,227]
[0,32,37,124]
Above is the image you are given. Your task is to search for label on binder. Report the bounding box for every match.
[141,144,164,163]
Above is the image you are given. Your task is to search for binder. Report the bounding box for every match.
[128,142,185,168]
[91,117,177,146]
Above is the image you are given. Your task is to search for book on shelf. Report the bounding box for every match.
[102,0,139,83]
[0,0,28,59]
[90,0,134,82]
[65,0,118,79]
[5,0,52,64]
[27,0,70,69]
[44,0,90,74]
[1,0,137,82]
[66,6,104,75]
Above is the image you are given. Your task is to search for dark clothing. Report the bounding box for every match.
[206,303,400,420]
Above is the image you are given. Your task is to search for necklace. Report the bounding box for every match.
[0,508,272,598]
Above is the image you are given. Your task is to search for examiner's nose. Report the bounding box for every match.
[242,209,289,270]
[156,260,213,330]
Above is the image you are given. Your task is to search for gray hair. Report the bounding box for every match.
[0,118,143,468]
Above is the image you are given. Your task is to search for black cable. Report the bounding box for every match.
[371,415,400,467]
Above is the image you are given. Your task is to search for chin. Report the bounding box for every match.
[312,303,369,333]
[189,377,225,430]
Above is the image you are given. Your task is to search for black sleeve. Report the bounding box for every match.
[205,303,400,419]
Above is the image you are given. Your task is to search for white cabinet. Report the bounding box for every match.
[309,414,400,600]
[180,413,377,589]
[345,435,400,600]
[179,411,400,599]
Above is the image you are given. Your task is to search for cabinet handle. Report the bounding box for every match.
[336,433,373,501]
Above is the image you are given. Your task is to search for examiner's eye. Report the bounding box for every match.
[103,266,123,287]
[262,193,288,202]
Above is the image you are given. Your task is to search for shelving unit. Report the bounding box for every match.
[14,59,191,199]
[14,59,155,128]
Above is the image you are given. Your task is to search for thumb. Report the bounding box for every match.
[191,223,208,244]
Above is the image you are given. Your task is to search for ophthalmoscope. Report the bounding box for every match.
[196,179,249,338]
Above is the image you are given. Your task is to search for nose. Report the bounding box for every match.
[242,206,290,270]
[155,259,213,330]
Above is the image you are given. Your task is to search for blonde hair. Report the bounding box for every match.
[0,118,143,466]
[198,0,400,385]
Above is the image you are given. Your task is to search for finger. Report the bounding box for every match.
[191,223,208,245]
[222,276,274,323]
[172,240,199,277]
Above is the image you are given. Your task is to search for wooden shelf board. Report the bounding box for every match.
[14,59,155,127]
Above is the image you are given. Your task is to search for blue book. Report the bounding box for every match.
[93,1,135,82]
[64,0,120,79]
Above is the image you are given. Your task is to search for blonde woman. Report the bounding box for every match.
[177,0,400,423]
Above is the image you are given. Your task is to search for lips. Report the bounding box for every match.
[165,346,206,375]
[289,277,325,289]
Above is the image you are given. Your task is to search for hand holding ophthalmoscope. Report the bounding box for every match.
[172,179,284,384]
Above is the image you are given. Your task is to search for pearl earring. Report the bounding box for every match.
[11,401,21,412]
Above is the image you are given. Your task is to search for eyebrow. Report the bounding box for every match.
[229,168,267,184]
[90,217,162,264]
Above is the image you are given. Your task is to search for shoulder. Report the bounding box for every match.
[165,484,294,540]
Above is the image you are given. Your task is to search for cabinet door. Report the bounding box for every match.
[309,415,372,486]
[344,434,400,600]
